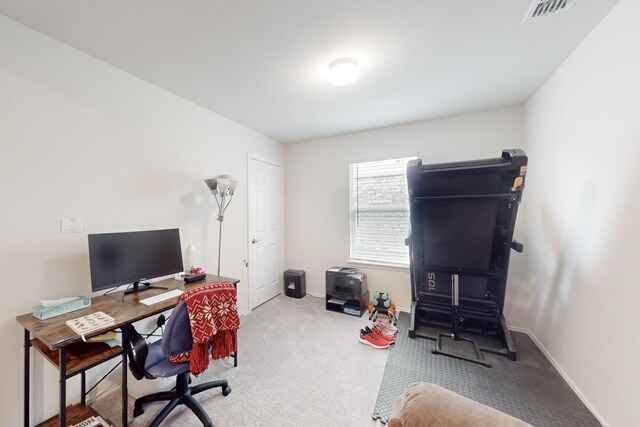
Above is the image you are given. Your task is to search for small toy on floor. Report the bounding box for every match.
[368,290,398,325]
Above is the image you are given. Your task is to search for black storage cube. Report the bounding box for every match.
[284,269,306,298]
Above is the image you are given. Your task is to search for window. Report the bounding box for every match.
[349,156,416,266]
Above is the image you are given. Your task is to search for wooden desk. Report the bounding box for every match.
[16,274,239,427]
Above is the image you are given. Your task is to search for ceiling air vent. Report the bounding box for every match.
[524,0,577,22]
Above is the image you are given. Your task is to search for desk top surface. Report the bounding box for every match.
[16,274,239,350]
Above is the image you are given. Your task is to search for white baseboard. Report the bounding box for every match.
[306,291,325,299]
[508,327,608,427]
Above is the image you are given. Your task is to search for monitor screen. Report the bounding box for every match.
[88,228,184,293]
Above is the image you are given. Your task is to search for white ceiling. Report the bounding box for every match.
[0,0,620,143]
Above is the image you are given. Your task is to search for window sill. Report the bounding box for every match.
[347,259,410,273]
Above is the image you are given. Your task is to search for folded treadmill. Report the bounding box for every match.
[406,149,527,366]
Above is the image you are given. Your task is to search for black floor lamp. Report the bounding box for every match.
[204,175,237,276]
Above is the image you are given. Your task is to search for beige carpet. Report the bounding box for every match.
[92,294,389,426]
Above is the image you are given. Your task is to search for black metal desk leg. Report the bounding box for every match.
[59,347,66,427]
[81,371,86,405]
[121,326,128,427]
[23,329,30,427]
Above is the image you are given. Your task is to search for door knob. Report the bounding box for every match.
[251,239,261,244]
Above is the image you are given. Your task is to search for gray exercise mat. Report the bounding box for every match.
[372,313,601,426]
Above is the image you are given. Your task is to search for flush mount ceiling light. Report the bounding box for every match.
[328,57,359,86]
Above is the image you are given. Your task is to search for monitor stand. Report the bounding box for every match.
[124,281,168,295]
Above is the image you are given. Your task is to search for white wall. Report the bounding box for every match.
[284,106,528,325]
[523,0,640,425]
[0,16,283,426]
[6,1,636,423]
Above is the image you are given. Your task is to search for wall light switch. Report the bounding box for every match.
[61,218,83,234]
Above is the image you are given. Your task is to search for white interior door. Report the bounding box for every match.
[248,156,282,309]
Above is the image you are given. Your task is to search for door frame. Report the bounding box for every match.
[247,153,284,310]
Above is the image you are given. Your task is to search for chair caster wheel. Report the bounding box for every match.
[133,403,145,417]
[222,385,232,396]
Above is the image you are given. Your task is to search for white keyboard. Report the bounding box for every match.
[140,289,183,306]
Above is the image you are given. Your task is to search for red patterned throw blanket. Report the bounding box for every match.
[169,282,240,374]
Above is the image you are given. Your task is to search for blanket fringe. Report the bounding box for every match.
[212,330,237,360]
[191,342,210,374]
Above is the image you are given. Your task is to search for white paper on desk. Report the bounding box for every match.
[40,296,80,307]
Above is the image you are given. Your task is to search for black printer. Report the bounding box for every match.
[325,267,368,317]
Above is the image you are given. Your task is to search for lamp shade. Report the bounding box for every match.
[204,174,237,197]
[217,179,229,194]
[228,179,238,195]
[204,177,218,192]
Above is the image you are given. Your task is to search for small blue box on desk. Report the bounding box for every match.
[32,297,92,320]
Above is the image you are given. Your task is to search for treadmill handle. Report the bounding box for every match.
[511,240,524,253]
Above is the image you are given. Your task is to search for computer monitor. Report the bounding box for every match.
[88,228,184,295]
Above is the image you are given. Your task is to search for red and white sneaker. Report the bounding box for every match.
[368,326,395,343]
[367,326,396,344]
[359,328,390,349]
[374,319,398,336]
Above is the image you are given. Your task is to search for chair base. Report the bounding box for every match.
[134,371,231,427]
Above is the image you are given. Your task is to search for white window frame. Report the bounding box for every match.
[348,153,417,268]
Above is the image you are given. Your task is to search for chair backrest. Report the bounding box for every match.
[161,300,193,356]
[124,300,194,380]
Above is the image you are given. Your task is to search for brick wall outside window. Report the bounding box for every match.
[349,157,415,265]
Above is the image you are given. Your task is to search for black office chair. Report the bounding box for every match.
[124,301,231,427]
